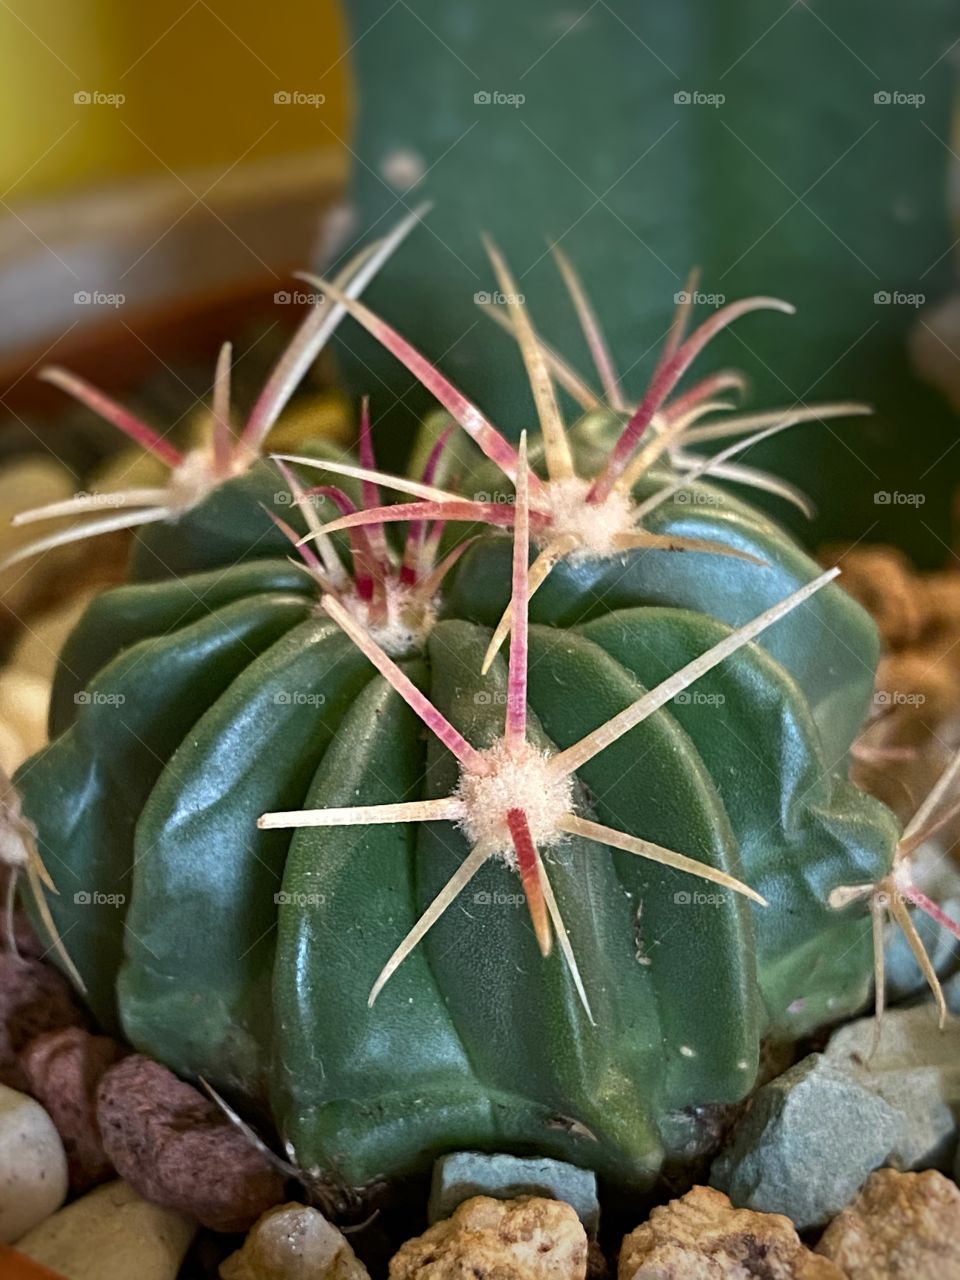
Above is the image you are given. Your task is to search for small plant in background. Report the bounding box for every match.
[0,763,83,991]
[831,746,960,1033]
[1,207,428,580]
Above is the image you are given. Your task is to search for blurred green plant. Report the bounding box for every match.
[344,0,959,563]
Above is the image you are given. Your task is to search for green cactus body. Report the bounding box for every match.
[17,443,898,1189]
[125,447,343,583]
[441,414,879,766]
[18,260,905,1193]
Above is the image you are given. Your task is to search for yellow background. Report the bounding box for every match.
[0,0,350,201]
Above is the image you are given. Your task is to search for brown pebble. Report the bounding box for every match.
[619,1185,843,1279]
[0,952,87,1092]
[816,1168,960,1279]
[391,1195,588,1280]
[821,544,927,649]
[20,1027,125,1192]
[96,1055,285,1232]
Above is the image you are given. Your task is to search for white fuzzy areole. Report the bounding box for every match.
[338,581,439,658]
[0,810,31,867]
[543,475,638,560]
[456,737,574,861]
[164,441,255,516]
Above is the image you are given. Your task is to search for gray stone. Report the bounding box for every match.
[825,1003,960,1170]
[428,1152,599,1237]
[709,1054,904,1230]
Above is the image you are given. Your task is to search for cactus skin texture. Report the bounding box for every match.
[16,410,898,1193]
[439,412,879,767]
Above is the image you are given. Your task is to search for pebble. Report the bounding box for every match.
[7,592,97,685]
[0,953,87,1093]
[14,1178,195,1280]
[825,1003,960,1169]
[0,458,79,631]
[619,1185,842,1279]
[220,1201,370,1280]
[0,1083,68,1243]
[816,1168,960,1278]
[20,1027,125,1192]
[710,1054,903,1229]
[390,1195,588,1280]
[96,1055,285,1233]
[0,672,49,776]
[428,1152,599,1236]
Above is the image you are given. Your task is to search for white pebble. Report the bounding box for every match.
[221,1201,370,1280]
[0,1082,68,1242]
[16,1179,196,1280]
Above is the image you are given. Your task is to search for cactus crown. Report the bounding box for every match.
[267,406,469,655]
[293,240,871,667]
[261,430,839,1020]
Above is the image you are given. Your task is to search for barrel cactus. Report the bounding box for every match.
[15,250,914,1200]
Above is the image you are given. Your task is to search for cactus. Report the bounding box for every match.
[15,241,926,1197]
[17,412,903,1198]
[299,252,879,765]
